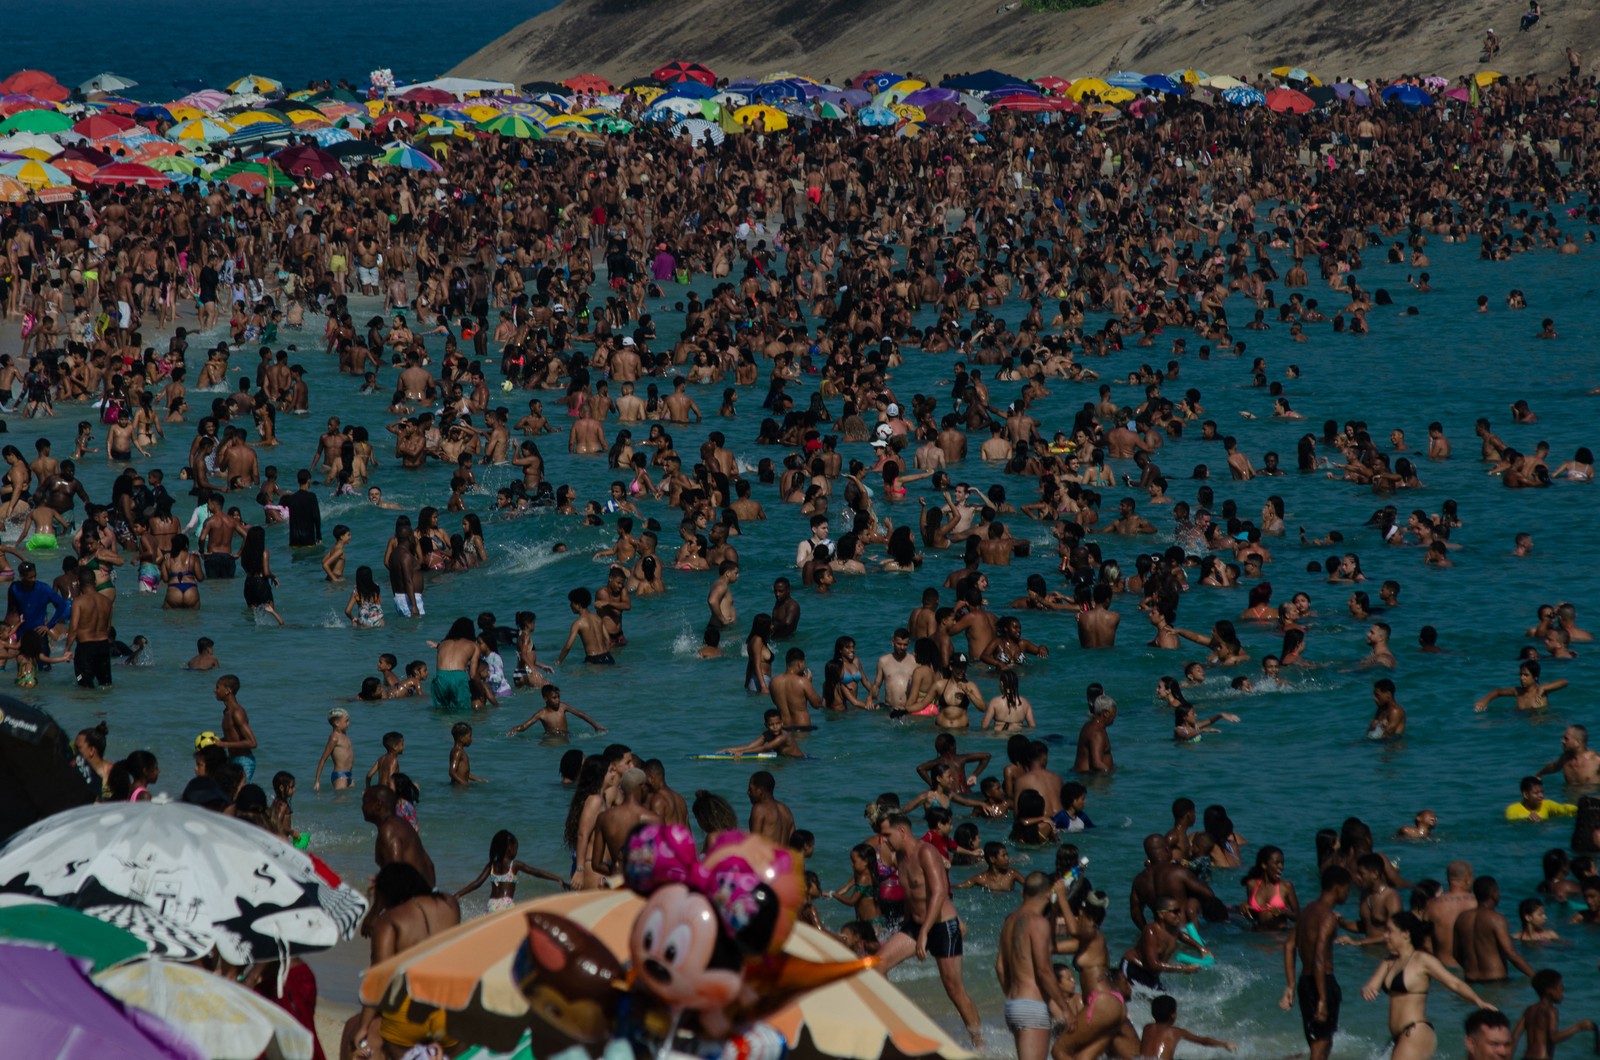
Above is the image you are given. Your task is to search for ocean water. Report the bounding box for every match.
[2,0,557,93]
[13,223,1600,1058]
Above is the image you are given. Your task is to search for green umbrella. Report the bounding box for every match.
[475,113,544,139]
[0,109,72,135]
[592,116,634,134]
[457,1033,533,1060]
[208,159,295,187]
[0,902,146,972]
[145,156,202,175]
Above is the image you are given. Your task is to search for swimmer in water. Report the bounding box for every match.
[1474,660,1568,712]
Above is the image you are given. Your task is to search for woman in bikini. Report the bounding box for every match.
[981,669,1036,731]
[1361,911,1495,1060]
[160,532,203,609]
[1240,845,1299,929]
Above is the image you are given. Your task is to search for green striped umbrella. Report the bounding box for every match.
[0,901,146,972]
[475,113,544,139]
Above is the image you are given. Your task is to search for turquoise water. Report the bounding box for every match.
[20,228,1600,1057]
[2,0,555,91]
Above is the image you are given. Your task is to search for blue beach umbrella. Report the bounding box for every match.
[857,105,898,127]
[1380,83,1433,107]
[1142,74,1185,95]
[1222,86,1265,106]
[1106,70,1149,89]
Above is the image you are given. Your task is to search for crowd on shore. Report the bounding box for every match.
[7,58,1600,1060]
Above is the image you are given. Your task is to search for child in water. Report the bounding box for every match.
[454,830,568,911]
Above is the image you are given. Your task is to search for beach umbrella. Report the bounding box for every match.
[888,103,926,122]
[1142,74,1185,95]
[1380,83,1433,107]
[51,157,99,183]
[56,143,114,166]
[518,80,565,95]
[229,109,287,126]
[1265,87,1315,113]
[1,71,68,102]
[562,73,612,94]
[363,890,971,1060]
[1065,77,1113,101]
[395,86,455,105]
[210,159,295,187]
[530,91,571,109]
[644,100,698,122]
[653,61,716,87]
[271,143,346,179]
[1443,86,1472,102]
[79,72,137,95]
[989,95,1076,114]
[226,122,294,147]
[0,131,64,159]
[1106,70,1149,89]
[857,104,897,127]
[777,100,815,122]
[0,158,71,187]
[710,89,750,109]
[1223,85,1265,106]
[901,87,959,108]
[228,74,284,96]
[0,802,367,965]
[327,139,382,161]
[178,89,231,112]
[96,959,315,1060]
[0,108,70,134]
[920,100,976,125]
[1270,65,1321,85]
[1200,74,1247,90]
[476,113,544,138]
[1332,81,1371,106]
[0,896,147,972]
[379,142,442,171]
[143,155,203,175]
[1476,70,1504,86]
[0,175,31,202]
[621,76,664,91]
[732,104,788,130]
[0,943,204,1060]
[591,115,634,134]
[815,100,850,120]
[671,117,723,145]
[1034,75,1071,94]
[541,114,591,129]
[71,112,135,139]
[941,69,1026,93]
[429,106,471,122]
[305,126,353,147]
[167,117,235,142]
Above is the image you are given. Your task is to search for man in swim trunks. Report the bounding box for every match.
[556,586,614,664]
[997,871,1073,1060]
[875,813,983,1047]
[1281,865,1351,1060]
[66,564,113,688]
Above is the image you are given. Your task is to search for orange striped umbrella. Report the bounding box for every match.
[361,889,973,1060]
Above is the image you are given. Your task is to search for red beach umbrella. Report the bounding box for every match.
[653,61,716,87]
[91,161,173,188]
[1265,87,1315,114]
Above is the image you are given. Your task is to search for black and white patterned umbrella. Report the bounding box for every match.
[0,803,366,964]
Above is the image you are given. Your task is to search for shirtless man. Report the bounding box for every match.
[1078,585,1120,647]
[663,376,702,424]
[1015,742,1064,819]
[568,410,606,454]
[1073,695,1117,773]
[706,561,738,644]
[872,629,918,711]
[1359,621,1396,669]
[363,785,436,886]
[556,587,613,665]
[65,564,114,688]
[996,872,1073,1060]
[1122,897,1202,990]
[1427,860,1478,968]
[591,768,658,878]
[746,770,794,845]
[366,863,459,964]
[1280,866,1350,1060]
[642,759,690,826]
[876,814,983,1047]
[1536,725,1600,784]
[1455,876,1534,982]
[1130,835,1219,928]
[770,648,822,729]
[771,578,800,638]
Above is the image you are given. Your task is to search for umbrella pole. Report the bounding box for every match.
[655,1005,685,1060]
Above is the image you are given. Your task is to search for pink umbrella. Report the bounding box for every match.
[1443,87,1471,102]
[396,86,454,105]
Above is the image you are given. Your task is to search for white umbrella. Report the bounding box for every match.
[0,803,366,964]
[79,72,138,95]
[672,118,724,145]
[96,959,315,1060]
[0,132,63,158]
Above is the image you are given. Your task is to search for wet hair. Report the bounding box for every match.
[693,789,739,834]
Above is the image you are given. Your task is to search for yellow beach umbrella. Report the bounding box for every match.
[885,78,926,95]
[167,117,236,142]
[888,103,925,122]
[627,85,665,104]
[0,158,71,188]
[164,104,205,121]
[461,104,499,121]
[1270,66,1323,86]
[1475,71,1504,86]
[732,103,789,130]
[1099,86,1137,104]
[1065,77,1113,100]
[364,99,385,117]
[281,108,324,123]
[542,114,592,128]
[228,110,286,127]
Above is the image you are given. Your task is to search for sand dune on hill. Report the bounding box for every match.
[452,0,1599,87]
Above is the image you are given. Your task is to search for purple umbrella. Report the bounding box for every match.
[841,89,872,107]
[1332,82,1371,107]
[922,100,976,125]
[0,943,203,1060]
[901,87,959,108]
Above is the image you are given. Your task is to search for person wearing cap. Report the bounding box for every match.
[6,560,70,638]
[880,402,910,437]
[1074,694,1118,773]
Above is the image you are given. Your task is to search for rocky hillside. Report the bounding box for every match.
[452,0,1597,86]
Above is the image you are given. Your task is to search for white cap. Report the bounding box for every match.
[886,402,900,417]
[622,336,636,346]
